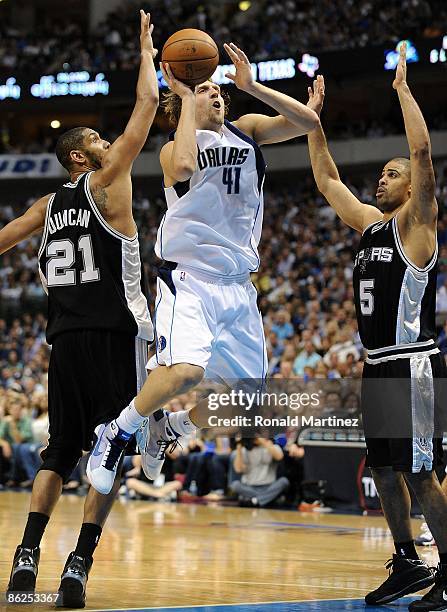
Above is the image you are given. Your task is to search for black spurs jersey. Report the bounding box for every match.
[38,171,153,343]
[353,216,437,351]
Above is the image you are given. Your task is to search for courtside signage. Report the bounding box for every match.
[30,71,110,99]
[0,155,63,178]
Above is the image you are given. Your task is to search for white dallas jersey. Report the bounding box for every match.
[155,120,266,278]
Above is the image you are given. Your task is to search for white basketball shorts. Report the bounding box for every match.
[147,265,267,383]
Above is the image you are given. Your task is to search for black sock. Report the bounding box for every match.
[395,540,419,560]
[21,512,50,549]
[439,552,447,566]
[74,523,102,560]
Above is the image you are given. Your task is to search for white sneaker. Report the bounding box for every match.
[86,421,132,494]
[135,409,181,481]
[415,522,435,546]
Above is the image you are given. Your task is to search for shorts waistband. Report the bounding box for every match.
[177,264,251,285]
[366,339,439,363]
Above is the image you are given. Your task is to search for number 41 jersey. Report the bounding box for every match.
[38,171,153,344]
[353,216,437,351]
[155,120,266,278]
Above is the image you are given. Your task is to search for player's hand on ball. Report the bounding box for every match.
[224,43,254,92]
[140,10,157,59]
[393,41,407,90]
[307,75,325,116]
[160,62,194,98]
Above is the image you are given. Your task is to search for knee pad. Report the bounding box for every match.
[39,443,82,483]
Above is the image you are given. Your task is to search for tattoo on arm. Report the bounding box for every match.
[91,184,108,214]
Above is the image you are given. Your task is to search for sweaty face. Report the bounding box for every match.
[194,82,225,129]
[376,161,411,212]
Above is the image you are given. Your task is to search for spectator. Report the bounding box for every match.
[0,390,33,485]
[293,340,322,376]
[125,455,182,501]
[230,436,289,507]
[15,390,49,487]
[271,310,294,341]
[323,329,360,366]
[321,390,344,418]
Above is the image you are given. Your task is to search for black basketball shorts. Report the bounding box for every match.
[46,330,148,453]
[362,344,446,473]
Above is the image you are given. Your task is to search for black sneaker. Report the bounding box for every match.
[7,545,40,593]
[365,555,435,605]
[409,563,447,610]
[56,552,92,609]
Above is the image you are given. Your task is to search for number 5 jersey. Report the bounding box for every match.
[353,216,438,355]
[155,120,266,279]
[38,171,153,343]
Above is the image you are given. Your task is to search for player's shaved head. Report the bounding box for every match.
[376,157,412,211]
[55,127,89,171]
[389,157,411,179]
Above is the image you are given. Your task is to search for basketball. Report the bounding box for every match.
[161,29,219,86]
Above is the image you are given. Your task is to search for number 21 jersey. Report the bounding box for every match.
[353,217,437,351]
[155,120,266,278]
[38,171,153,343]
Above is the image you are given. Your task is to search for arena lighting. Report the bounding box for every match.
[384,39,419,70]
[298,53,319,77]
[50,120,61,129]
[430,35,447,63]
[31,72,109,99]
[0,77,21,100]
[239,1,251,10]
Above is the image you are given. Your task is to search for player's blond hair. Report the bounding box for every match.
[162,86,230,127]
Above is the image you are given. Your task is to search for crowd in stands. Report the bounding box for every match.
[1,159,447,504]
[3,109,447,157]
[1,0,446,74]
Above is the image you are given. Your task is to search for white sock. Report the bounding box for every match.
[115,399,146,434]
[168,410,198,436]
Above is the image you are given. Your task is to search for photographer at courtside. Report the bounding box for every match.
[230,435,289,507]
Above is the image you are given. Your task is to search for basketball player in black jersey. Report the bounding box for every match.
[307,44,447,611]
[1,12,158,608]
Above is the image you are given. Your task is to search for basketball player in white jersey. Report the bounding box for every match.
[88,42,319,494]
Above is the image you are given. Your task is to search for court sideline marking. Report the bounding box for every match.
[87,596,361,611]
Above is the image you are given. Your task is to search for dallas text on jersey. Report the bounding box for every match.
[197,146,250,170]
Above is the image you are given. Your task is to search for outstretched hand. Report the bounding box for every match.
[140,10,157,59]
[307,75,325,116]
[393,41,407,89]
[160,62,194,99]
[224,43,254,92]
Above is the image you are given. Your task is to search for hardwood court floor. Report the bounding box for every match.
[0,492,438,611]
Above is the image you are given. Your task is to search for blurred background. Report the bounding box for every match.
[1,0,447,512]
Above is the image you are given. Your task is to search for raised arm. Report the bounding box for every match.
[92,11,159,187]
[159,63,198,186]
[394,42,437,227]
[0,194,50,255]
[224,43,319,144]
[307,76,381,233]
